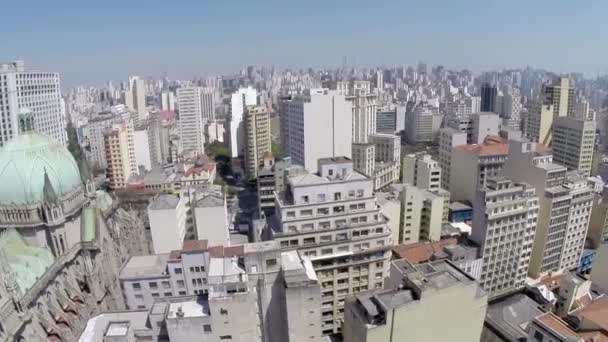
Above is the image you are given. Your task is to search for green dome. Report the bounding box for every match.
[0,132,83,205]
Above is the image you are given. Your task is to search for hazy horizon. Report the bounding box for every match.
[3,0,608,88]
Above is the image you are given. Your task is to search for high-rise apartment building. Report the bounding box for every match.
[526,78,575,145]
[480,83,497,112]
[201,87,215,123]
[376,108,397,134]
[87,111,116,168]
[438,128,468,189]
[244,105,272,178]
[160,91,176,111]
[399,184,448,244]
[230,87,258,157]
[0,60,67,146]
[126,76,147,122]
[270,157,392,335]
[177,86,206,155]
[280,89,352,171]
[503,139,593,277]
[552,116,595,176]
[343,259,487,342]
[471,177,538,298]
[450,136,509,202]
[401,152,442,191]
[352,143,375,177]
[404,101,442,143]
[103,119,137,189]
[336,80,377,143]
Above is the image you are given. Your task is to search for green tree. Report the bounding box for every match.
[66,122,83,162]
[271,141,282,160]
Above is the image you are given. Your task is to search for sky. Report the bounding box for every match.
[1,0,607,88]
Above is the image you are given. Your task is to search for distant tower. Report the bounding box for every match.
[480,83,497,112]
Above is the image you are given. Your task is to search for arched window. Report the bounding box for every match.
[59,236,66,254]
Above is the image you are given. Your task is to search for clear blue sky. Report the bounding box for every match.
[1,0,607,87]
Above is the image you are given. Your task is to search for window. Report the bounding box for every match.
[135,294,144,300]
[219,336,232,340]
[301,209,313,216]
[164,292,172,297]
[357,190,364,197]
[151,293,160,298]
[336,233,348,241]
[266,259,277,267]
[288,225,298,233]
[220,308,229,315]
[148,282,158,289]
[286,211,295,218]
[334,192,342,201]
[303,237,315,245]
[162,281,171,289]
[174,268,182,274]
[333,206,345,213]
[317,208,329,215]
[204,324,212,333]
[321,248,333,255]
[317,193,326,202]
[132,283,141,291]
[533,331,544,341]
[302,223,314,231]
[179,291,187,296]
[301,195,309,203]
[177,280,185,288]
[195,266,201,272]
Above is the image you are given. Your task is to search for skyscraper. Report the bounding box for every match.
[177,86,206,155]
[552,116,596,176]
[201,87,215,123]
[244,105,271,179]
[230,87,258,157]
[103,119,138,189]
[480,83,497,112]
[471,177,538,298]
[126,76,147,122]
[543,77,575,118]
[280,89,352,171]
[336,80,377,144]
[0,60,67,146]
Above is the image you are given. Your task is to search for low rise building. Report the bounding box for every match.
[148,193,189,254]
[401,152,441,191]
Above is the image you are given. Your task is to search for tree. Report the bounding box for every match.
[271,141,282,160]
[66,122,84,162]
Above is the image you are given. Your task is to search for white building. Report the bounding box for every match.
[201,87,215,123]
[126,76,147,122]
[190,187,230,246]
[87,111,116,168]
[352,143,375,177]
[552,116,596,177]
[113,241,321,342]
[401,152,441,191]
[336,81,377,144]
[161,91,176,111]
[270,157,392,335]
[404,101,442,143]
[0,60,67,146]
[133,128,152,172]
[206,119,225,144]
[280,89,352,171]
[471,177,538,298]
[438,128,467,189]
[148,193,189,254]
[177,86,206,155]
[503,139,593,277]
[230,87,258,157]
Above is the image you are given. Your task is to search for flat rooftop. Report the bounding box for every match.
[120,254,169,279]
[78,311,149,342]
[149,194,180,210]
[167,300,208,319]
[318,156,352,165]
[105,322,129,337]
[485,293,543,340]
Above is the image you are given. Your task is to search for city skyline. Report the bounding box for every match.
[3,0,608,87]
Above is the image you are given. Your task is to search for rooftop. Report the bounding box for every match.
[148,194,181,210]
[167,299,208,319]
[485,293,543,340]
[392,238,458,264]
[120,254,170,279]
[78,311,149,342]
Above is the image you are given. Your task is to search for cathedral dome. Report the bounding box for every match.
[0,130,82,206]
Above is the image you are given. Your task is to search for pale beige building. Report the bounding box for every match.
[336,80,377,144]
[525,78,575,145]
[342,259,487,342]
[271,157,392,335]
[449,136,509,203]
[588,187,608,249]
[401,152,441,191]
[399,184,447,245]
[503,139,593,278]
[104,119,137,189]
[552,116,595,176]
[438,127,467,189]
[244,105,272,179]
[471,177,538,298]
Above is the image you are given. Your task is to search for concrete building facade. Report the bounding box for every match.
[230,87,258,157]
[0,60,67,146]
[244,105,272,179]
[104,119,138,189]
[147,194,189,254]
[280,89,352,172]
[401,152,441,191]
[271,157,392,335]
[342,259,487,342]
[336,81,377,144]
[438,127,468,189]
[552,116,595,176]
[177,86,206,155]
[471,177,539,298]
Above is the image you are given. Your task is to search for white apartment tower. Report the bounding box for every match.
[201,87,215,123]
[503,139,593,277]
[126,76,147,121]
[244,105,272,179]
[280,89,352,171]
[0,60,67,146]
[177,86,206,155]
[336,80,377,144]
[552,116,596,177]
[103,119,137,189]
[272,157,392,335]
[160,91,175,111]
[471,177,539,298]
[401,152,442,191]
[438,128,467,189]
[230,87,258,157]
